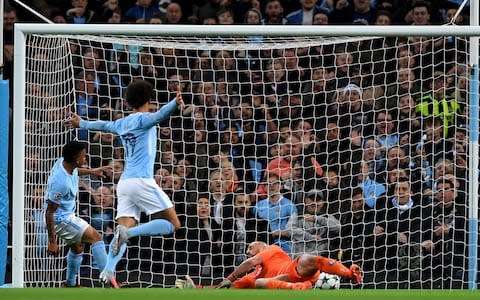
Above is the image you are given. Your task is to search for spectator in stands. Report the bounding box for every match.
[421,177,467,288]
[102,159,124,185]
[244,7,263,25]
[338,83,375,144]
[66,0,96,24]
[330,0,376,25]
[340,187,376,273]
[411,0,431,25]
[362,137,386,180]
[313,10,329,24]
[89,185,115,243]
[286,0,327,25]
[185,195,217,284]
[321,165,343,217]
[125,0,163,23]
[289,189,340,257]
[89,132,118,168]
[217,8,235,24]
[207,169,235,280]
[148,12,163,23]
[386,67,422,109]
[173,157,197,204]
[317,118,348,166]
[137,48,163,92]
[374,10,392,25]
[397,94,422,138]
[155,167,172,189]
[262,0,287,24]
[254,172,297,253]
[354,160,386,209]
[73,71,108,141]
[409,142,434,197]
[374,110,398,150]
[373,179,424,288]
[164,2,184,24]
[416,71,461,137]
[232,191,269,266]
[420,117,454,164]
[93,0,121,23]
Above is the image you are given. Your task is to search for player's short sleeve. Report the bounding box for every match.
[46,181,68,205]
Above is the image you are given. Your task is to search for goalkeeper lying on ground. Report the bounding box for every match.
[176,241,362,290]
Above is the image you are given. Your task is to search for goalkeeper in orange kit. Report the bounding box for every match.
[176,241,362,290]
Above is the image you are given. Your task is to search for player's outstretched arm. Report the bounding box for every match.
[78,165,112,177]
[64,112,82,129]
[175,85,185,110]
[217,255,262,288]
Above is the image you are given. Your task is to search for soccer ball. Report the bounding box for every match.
[315,272,341,289]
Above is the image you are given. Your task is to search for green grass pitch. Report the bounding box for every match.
[1,288,479,300]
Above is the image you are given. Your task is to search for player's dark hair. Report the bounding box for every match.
[126,79,153,109]
[62,140,87,163]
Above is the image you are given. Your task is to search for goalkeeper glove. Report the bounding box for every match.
[175,275,196,289]
[216,274,237,289]
[349,264,363,284]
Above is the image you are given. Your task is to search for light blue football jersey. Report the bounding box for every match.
[79,99,178,179]
[44,157,79,222]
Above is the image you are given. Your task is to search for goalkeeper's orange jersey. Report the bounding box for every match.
[233,245,320,288]
[254,244,293,278]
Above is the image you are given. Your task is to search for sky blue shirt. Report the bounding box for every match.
[253,196,297,231]
[44,158,78,223]
[79,99,178,180]
[358,178,387,208]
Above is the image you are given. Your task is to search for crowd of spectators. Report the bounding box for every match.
[9,0,474,289]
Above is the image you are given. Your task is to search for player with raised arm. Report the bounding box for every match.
[215,241,363,289]
[64,79,184,286]
[45,141,110,287]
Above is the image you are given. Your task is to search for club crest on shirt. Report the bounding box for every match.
[54,192,62,200]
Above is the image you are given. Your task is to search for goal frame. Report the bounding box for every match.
[12,23,480,288]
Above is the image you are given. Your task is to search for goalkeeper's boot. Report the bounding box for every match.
[111,225,129,256]
[349,264,363,284]
[175,275,196,289]
[100,269,120,289]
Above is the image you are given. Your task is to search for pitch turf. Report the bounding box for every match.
[1,288,479,300]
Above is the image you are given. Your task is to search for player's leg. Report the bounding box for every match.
[65,243,85,287]
[81,226,107,273]
[124,178,180,240]
[56,215,90,287]
[100,216,136,285]
[255,275,312,290]
[297,254,363,283]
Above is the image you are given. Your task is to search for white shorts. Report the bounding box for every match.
[55,214,89,245]
[116,178,173,222]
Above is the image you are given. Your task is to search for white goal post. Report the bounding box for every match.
[12,24,480,289]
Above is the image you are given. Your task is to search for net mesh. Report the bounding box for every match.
[22,32,470,288]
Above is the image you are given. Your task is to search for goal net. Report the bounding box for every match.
[16,25,474,289]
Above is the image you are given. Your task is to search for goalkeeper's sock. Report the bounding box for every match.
[105,243,127,271]
[91,240,107,271]
[127,219,174,237]
[66,250,83,287]
[315,256,351,279]
[265,279,312,290]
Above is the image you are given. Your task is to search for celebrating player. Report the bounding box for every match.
[45,141,110,287]
[216,241,363,289]
[64,79,184,286]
